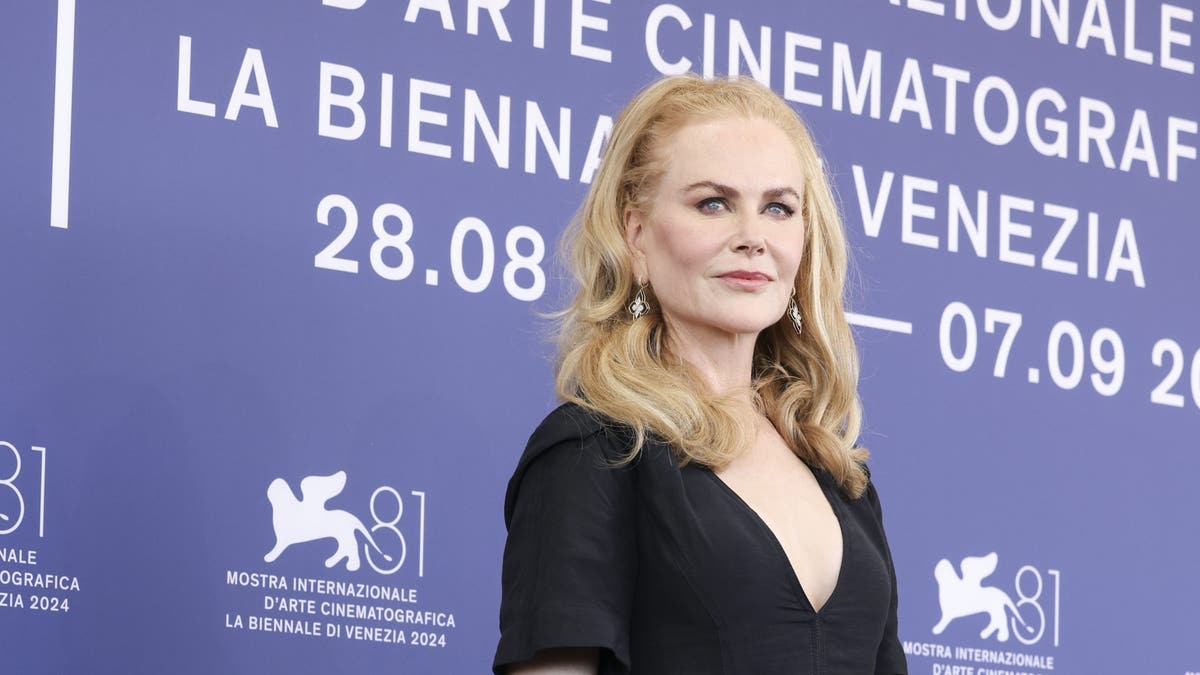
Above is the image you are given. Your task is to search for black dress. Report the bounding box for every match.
[494,402,908,675]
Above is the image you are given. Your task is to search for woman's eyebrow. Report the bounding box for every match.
[763,186,801,201]
[682,181,801,201]
[681,180,736,196]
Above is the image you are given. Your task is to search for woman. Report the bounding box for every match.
[493,73,907,675]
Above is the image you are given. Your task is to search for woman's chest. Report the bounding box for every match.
[712,447,843,613]
[630,453,893,627]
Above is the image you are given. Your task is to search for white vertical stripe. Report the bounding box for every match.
[50,0,76,229]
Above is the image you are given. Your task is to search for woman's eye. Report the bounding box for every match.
[697,197,727,213]
[765,202,795,217]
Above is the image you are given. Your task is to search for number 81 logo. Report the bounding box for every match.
[364,486,426,577]
[0,442,48,538]
[932,552,1061,646]
[1011,565,1060,646]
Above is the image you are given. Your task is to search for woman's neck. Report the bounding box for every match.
[664,321,760,407]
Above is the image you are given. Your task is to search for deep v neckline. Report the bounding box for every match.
[703,464,849,616]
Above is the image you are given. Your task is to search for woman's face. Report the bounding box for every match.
[625,115,807,342]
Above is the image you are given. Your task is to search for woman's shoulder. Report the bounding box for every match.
[502,401,636,524]
[528,400,610,444]
[521,401,637,458]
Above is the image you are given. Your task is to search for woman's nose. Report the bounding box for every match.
[732,214,766,255]
[735,238,765,255]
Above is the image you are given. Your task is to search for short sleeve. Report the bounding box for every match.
[866,472,908,675]
[493,404,637,674]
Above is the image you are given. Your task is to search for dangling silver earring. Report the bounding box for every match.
[629,280,649,319]
[788,289,803,335]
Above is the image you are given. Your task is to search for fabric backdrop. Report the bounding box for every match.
[1,1,1197,672]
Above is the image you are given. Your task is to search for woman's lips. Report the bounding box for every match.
[717,271,771,290]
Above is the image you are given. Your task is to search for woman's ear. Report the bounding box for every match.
[624,208,648,281]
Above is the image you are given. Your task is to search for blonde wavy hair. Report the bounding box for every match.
[554,73,870,498]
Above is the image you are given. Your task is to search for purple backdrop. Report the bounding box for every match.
[1,1,1197,673]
